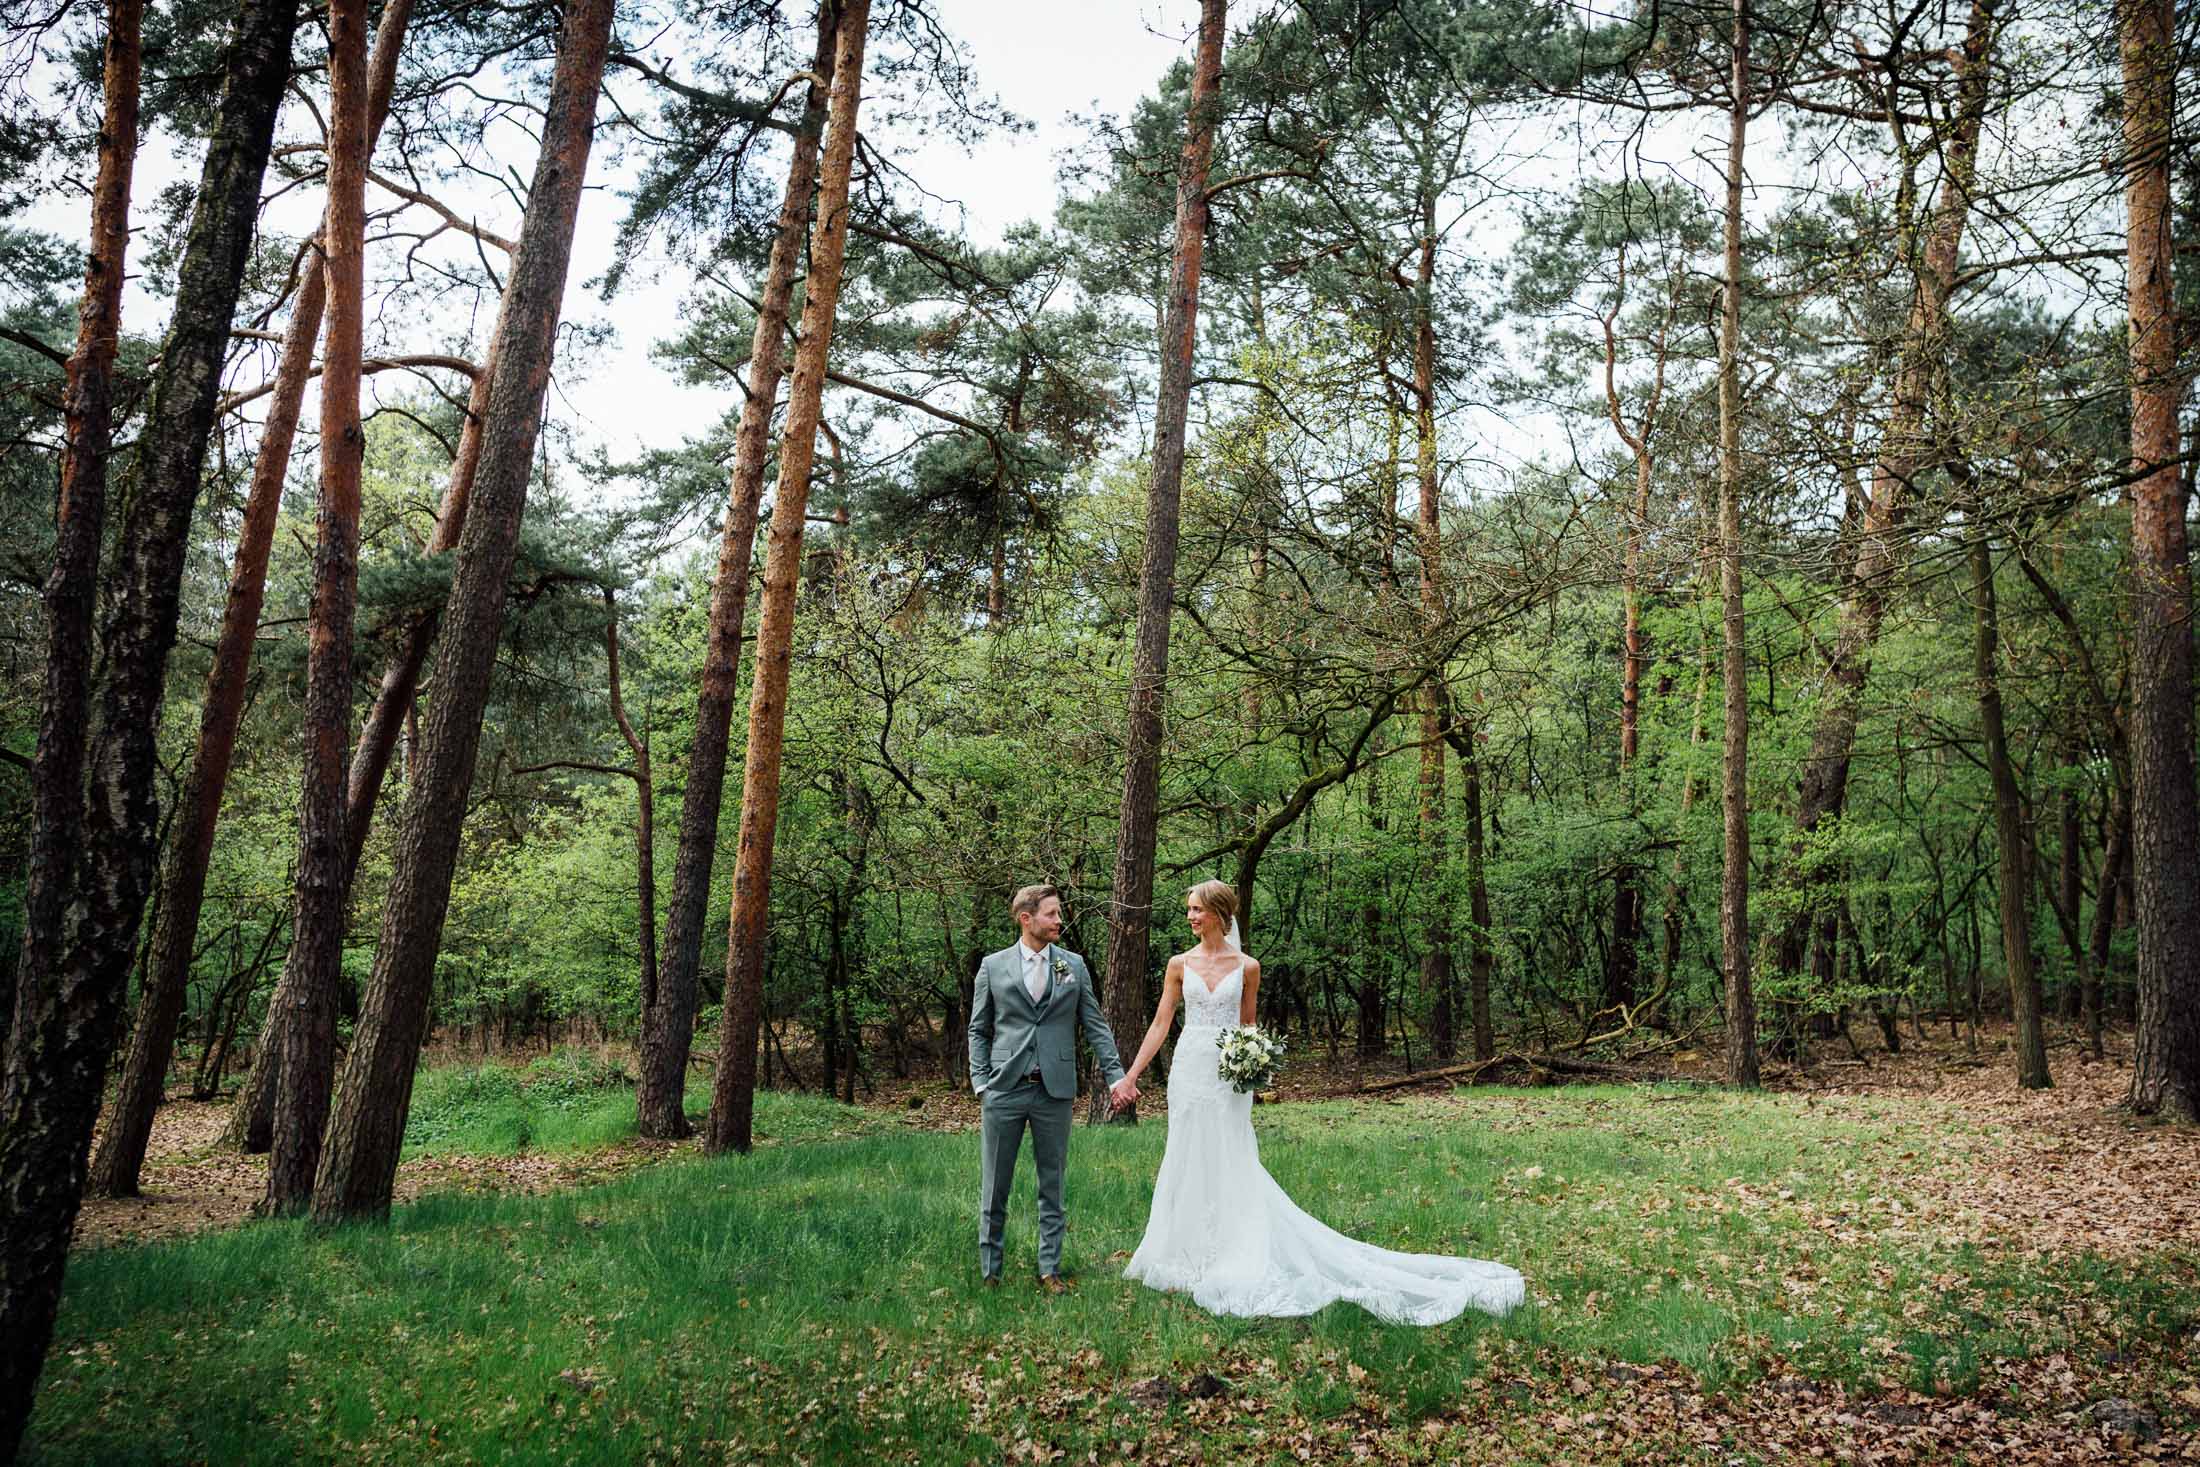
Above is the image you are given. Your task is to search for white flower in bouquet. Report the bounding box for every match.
[1216,1025,1286,1093]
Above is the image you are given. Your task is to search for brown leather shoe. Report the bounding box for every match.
[1039,1274,1072,1295]
[982,1274,1001,1289]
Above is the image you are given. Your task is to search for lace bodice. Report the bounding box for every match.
[1181,959,1244,1030]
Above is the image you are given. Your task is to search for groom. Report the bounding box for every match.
[968,885,1136,1290]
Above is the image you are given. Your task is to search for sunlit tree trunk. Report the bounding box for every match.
[706,0,873,1155]
[640,2,838,1140]
[2121,0,2200,1121]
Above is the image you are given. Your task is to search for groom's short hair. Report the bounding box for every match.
[1010,884,1059,919]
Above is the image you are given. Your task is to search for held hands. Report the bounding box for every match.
[1108,1075,1140,1112]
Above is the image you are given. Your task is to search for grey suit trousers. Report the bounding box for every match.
[978,1075,1072,1278]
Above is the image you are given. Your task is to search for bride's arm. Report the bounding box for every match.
[1122,958,1185,1084]
[1240,958,1261,1026]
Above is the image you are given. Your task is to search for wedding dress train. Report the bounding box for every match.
[1122,962,1525,1325]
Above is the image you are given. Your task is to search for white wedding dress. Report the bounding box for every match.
[1122,959,1525,1324]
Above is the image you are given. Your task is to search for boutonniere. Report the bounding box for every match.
[1052,958,1073,986]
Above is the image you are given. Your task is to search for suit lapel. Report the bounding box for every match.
[1003,944,1041,1018]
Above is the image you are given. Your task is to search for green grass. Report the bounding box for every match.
[27,1083,2199,1464]
[398,1049,888,1158]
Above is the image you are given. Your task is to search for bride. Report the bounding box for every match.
[1115,880,1525,1324]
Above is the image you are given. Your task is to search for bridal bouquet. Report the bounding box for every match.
[1216,1025,1286,1093]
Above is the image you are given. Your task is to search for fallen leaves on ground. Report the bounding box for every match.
[71,1096,688,1250]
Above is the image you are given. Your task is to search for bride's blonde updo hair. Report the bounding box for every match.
[1188,879,1238,928]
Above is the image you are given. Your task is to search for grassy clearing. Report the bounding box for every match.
[398,1051,890,1159]
[29,1083,2200,1464]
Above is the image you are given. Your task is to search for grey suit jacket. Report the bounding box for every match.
[967,943,1126,1101]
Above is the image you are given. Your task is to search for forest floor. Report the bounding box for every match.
[41,1022,2200,1464]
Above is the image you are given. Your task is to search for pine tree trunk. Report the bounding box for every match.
[1461,715,1495,1061]
[1357,752,1389,1060]
[226,343,499,1141]
[310,0,615,1223]
[339,340,496,877]
[1717,0,1759,1089]
[267,0,371,1214]
[603,589,657,1033]
[1411,206,1456,1063]
[1605,277,1664,1021]
[38,0,141,1197]
[200,0,426,1159]
[1100,0,1228,1124]
[0,0,296,1446]
[639,3,837,1140]
[1770,0,1998,984]
[1970,531,2050,1088]
[2088,787,2127,1058]
[1660,610,1713,994]
[2121,0,2200,1121]
[229,210,496,1159]
[706,0,873,1156]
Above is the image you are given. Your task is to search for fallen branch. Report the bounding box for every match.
[1357,1051,1663,1094]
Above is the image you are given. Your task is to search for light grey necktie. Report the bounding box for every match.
[1025,945,1047,1004]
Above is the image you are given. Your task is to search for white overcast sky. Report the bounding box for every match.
[557,0,1202,477]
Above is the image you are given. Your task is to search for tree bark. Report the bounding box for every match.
[266,0,372,1214]
[31,0,140,1190]
[2121,0,2200,1121]
[603,589,658,1028]
[706,0,872,1156]
[2089,786,2128,1058]
[0,0,297,1447]
[202,0,429,1158]
[639,3,837,1140]
[1461,714,1495,1060]
[1969,531,2050,1088]
[1358,749,1389,1059]
[1770,0,1998,984]
[310,0,615,1223]
[1717,0,1759,1089]
[1600,245,1671,1024]
[1410,200,1456,1063]
[1099,0,1227,1124]
[228,343,495,1156]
